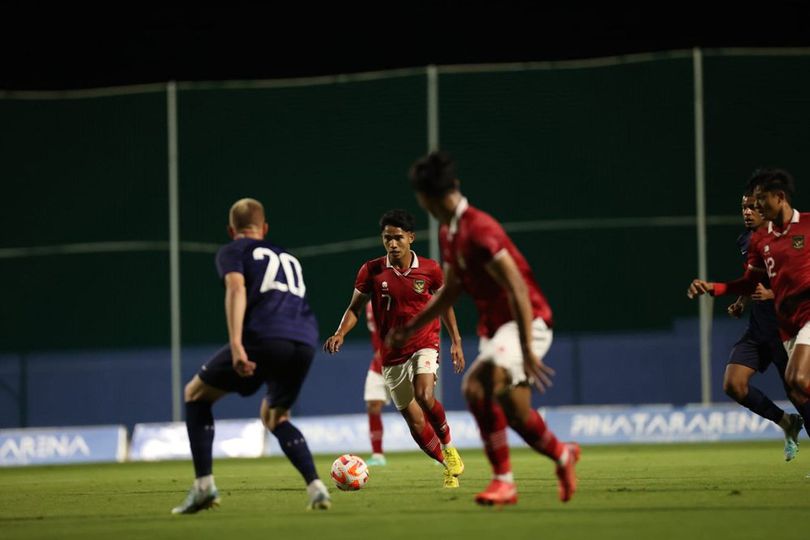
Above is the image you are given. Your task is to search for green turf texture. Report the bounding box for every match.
[1,441,807,540]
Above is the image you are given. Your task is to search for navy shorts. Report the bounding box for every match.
[728,331,788,375]
[198,339,314,409]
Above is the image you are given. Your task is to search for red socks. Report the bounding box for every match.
[409,421,443,463]
[515,408,564,461]
[470,399,564,473]
[423,400,451,445]
[468,399,511,474]
[368,412,383,454]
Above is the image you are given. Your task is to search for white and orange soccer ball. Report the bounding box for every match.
[330,454,369,491]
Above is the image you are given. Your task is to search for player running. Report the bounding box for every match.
[688,169,810,453]
[324,209,466,488]
[716,190,804,460]
[391,151,580,506]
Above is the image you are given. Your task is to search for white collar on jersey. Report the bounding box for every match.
[767,208,800,237]
[449,196,470,235]
[386,250,419,276]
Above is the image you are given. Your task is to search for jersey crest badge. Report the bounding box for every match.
[793,235,805,249]
[413,279,426,294]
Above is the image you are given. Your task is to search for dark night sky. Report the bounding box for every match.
[2,2,810,90]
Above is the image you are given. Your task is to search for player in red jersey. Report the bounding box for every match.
[689,188,805,460]
[363,302,389,466]
[390,151,580,506]
[324,209,466,488]
[689,169,810,409]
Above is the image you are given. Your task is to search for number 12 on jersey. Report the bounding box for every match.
[765,257,776,278]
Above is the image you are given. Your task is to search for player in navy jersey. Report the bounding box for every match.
[172,198,330,514]
[391,151,579,506]
[324,209,466,488]
[713,191,803,460]
[688,170,810,457]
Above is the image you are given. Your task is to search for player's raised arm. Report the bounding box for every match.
[484,250,555,393]
[689,227,768,299]
[324,289,369,354]
[687,278,714,298]
[687,268,765,299]
[224,271,256,377]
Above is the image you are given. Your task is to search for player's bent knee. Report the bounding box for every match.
[260,408,272,430]
[265,418,280,431]
[401,402,425,432]
[414,389,434,408]
[184,375,210,402]
[260,400,290,431]
[723,379,748,401]
[265,414,290,432]
[789,371,810,396]
[183,382,196,402]
[462,378,485,402]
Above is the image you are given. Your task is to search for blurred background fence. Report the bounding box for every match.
[2,48,810,429]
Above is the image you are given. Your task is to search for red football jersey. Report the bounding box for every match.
[439,198,552,338]
[741,211,810,333]
[355,253,443,366]
[365,301,383,374]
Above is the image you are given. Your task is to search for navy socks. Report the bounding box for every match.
[185,400,215,478]
[739,386,784,424]
[272,421,318,484]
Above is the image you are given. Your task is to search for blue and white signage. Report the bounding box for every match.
[129,419,265,461]
[0,425,127,467]
[265,412,484,455]
[265,403,796,456]
[3,401,794,468]
[546,402,792,444]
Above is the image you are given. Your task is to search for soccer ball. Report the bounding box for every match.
[330,454,369,491]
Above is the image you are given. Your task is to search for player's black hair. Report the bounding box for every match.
[747,168,796,202]
[409,151,458,197]
[379,209,415,232]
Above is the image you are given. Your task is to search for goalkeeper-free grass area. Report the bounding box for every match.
[1,441,807,540]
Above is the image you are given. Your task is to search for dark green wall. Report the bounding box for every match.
[2,56,809,351]
[175,76,428,344]
[440,59,695,331]
[0,93,169,350]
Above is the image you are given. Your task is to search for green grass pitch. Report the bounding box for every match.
[1,441,807,540]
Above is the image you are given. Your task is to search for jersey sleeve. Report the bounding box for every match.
[354,263,372,294]
[471,218,508,262]
[215,243,244,279]
[712,235,766,297]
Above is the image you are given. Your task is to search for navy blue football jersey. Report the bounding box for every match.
[216,238,318,347]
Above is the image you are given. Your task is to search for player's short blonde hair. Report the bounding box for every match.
[229,198,265,231]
